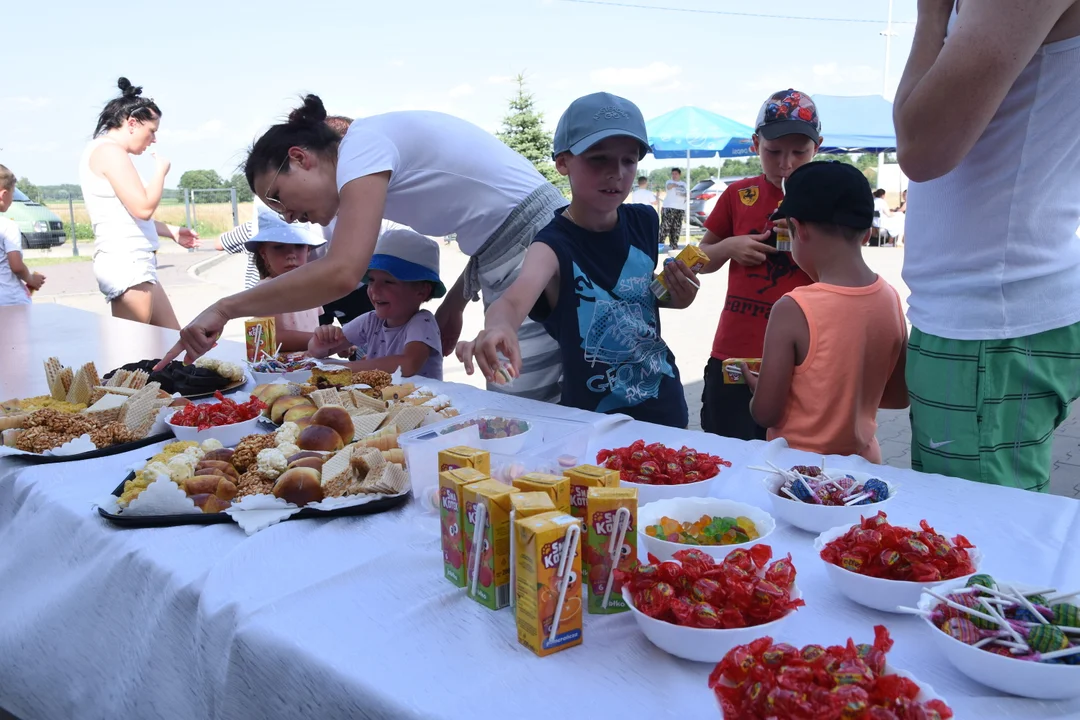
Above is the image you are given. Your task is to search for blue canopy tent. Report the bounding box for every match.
[646,106,755,245]
[811,94,897,153]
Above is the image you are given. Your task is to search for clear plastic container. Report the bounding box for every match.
[399,408,595,505]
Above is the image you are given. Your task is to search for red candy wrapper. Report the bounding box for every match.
[820,511,976,582]
[596,440,731,486]
[709,626,954,720]
[618,544,803,629]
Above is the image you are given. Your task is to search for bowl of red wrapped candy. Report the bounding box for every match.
[760,464,898,534]
[619,544,803,663]
[597,441,731,506]
[916,576,1080,700]
[638,497,776,563]
[165,392,265,447]
[814,511,982,613]
[709,626,954,719]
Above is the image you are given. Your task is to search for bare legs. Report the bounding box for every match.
[111,281,180,330]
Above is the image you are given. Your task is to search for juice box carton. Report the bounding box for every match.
[509,492,557,520]
[244,317,277,362]
[438,446,491,477]
[439,467,489,586]
[721,358,762,385]
[513,473,570,514]
[563,464,620,519]
[462,479,515,610]
[650,244,710,302]
[584,487,638,614]
[515,511,583,657]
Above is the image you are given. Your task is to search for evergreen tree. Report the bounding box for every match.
[496,73,561,186]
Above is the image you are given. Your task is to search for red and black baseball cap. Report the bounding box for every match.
[755,89,822,142]
[771,161,874,229]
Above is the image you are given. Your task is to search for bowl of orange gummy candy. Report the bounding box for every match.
[639,497,776,563]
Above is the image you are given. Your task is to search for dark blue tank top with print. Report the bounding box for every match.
[530,204,688,428]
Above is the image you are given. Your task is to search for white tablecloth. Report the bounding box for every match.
[1,380,1079,719]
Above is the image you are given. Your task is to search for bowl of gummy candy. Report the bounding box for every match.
[439,415,532,454]
[709,625,955,719]
[758,463,898,534]
[917,575,1080,700]
[814,511,982,614]
[620,544,804,663]
[638,497,776,563]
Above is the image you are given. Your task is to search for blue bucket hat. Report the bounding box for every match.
[363,229,446,298]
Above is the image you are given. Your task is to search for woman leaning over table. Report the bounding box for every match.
[157,95,565,402]
[79,77,199,328]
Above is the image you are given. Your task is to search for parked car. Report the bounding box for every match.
[0,188,67,249]
[688,176,754,228]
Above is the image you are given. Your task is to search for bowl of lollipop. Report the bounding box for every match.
[755,461,898,533]
[249,352,317,384]
[911,575,1080,700]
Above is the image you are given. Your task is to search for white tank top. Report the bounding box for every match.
[79,137,160,256]
[903,32,1080,340]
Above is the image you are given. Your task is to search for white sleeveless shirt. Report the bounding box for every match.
[903,31,1080,340]
[79,137,160,256]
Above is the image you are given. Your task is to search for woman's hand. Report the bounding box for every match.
[170,225,200,249]
[435,302,465,356]
[150,150,171,176]
[155,303,230,369]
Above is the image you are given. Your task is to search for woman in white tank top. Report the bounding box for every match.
[79,77,199,328]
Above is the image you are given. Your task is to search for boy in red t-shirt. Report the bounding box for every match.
[697,89,822,440]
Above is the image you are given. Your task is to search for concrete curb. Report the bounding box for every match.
[188,252,233,280]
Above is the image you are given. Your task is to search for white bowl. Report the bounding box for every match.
[620,475,719,506]
[622,584,802,663]
[712,663,949,713]
[762,469,898,534]
[918,579,1080,700]
[638,498,776,563]
[250,368,312,385]
[165,399,262,448]
[813,523,983,613]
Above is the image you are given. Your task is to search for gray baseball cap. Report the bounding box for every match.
[552,92,651,160]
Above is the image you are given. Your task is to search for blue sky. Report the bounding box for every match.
[1,0,916,185]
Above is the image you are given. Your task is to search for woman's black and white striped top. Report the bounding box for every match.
[217,222,260,289]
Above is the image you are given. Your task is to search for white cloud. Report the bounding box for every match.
[487,75,514,85]
[17,141,59,153]
[447,83,475,98]
[590,62,682,89]
[4,96,51,108]
[158,119,225,144]
[387,59,405,68]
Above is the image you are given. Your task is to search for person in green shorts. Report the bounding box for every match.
[894,0,1080,491]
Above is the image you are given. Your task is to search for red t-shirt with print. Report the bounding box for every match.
[704,174,813,361]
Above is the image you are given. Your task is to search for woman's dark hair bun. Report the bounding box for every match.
[117,77,143,98]
[288,94,327,127]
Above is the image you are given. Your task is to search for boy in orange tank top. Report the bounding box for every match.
[742,162,909,462]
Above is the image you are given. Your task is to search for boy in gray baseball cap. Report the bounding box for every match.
[457,92,699,427]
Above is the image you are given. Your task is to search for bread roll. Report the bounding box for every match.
[272,467,324,506]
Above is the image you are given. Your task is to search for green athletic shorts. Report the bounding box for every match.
[906,322,1080,492]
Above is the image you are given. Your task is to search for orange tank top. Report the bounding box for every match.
[767,277,906,462]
